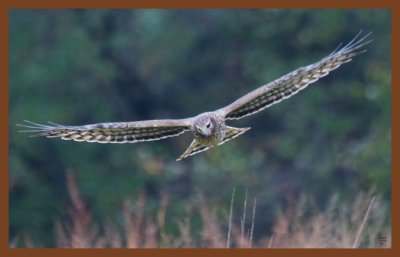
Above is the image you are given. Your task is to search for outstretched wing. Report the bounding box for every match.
[219,31,372,120]
[18,119,191,143]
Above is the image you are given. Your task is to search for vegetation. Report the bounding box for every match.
[9,171,391,248]
[9,9,391,247]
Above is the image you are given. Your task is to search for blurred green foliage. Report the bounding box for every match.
[9,9,391,247]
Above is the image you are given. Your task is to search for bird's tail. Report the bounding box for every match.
[177,138,210,161]
[218,126,251,146]
[176,126,250,161]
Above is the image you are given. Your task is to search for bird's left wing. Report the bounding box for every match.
[219,31,372,120]
[18,119,191,143]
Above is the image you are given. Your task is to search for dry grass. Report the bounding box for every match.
[11,171,391,248]
[266,193,391,248]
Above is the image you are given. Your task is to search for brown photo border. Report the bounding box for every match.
[1,0,397,256]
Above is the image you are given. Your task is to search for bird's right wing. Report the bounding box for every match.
[219,31,372,120]
[18,119,191,143]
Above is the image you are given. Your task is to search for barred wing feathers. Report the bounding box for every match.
[18,119,191,144]
[220,32,372,120]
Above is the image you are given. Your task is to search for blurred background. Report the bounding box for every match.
[9,9,391,248]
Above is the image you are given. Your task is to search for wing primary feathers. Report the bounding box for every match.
[221,31,372,120]
[328,42,343,57]
[17,119,190,143]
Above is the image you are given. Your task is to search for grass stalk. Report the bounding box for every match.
[249,198,257,248]
[226,188,236,248]
[352,195,375,248]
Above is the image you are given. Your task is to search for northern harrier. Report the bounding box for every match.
[19,32,371,161]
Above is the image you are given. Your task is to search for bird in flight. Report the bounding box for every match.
[18,32,371,161]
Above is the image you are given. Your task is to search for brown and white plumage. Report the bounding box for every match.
[18,32,371,160]
[19,119,191,143]
[219,31,372,120]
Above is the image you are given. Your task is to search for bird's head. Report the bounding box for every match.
[193,115,216,137]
